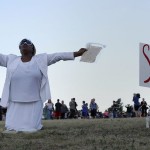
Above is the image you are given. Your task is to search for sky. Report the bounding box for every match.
[0,0,150,112]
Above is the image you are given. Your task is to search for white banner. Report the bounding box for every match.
[139,43,150,87]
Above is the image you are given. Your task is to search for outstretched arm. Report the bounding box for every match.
[0,54,9,67]
[47,48,87,66]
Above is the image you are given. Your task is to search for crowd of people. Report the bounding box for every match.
[0,93,149,121]
[132,93,148,117]
[43,98,99,120]
[42,93,149,120]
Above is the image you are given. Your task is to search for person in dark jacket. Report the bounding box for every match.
[61,100,68,119]
[55,99,62,119]
[141,98,148,117]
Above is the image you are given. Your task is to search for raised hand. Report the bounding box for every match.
[74,48,87,57]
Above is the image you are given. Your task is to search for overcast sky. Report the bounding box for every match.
[0,0,150,112]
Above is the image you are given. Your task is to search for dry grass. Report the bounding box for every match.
[0,118,149,150]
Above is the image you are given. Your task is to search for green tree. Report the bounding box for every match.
[108,98,123,114]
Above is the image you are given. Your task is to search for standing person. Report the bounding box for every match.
[82,101,88,119]
[112,101,118,118]
[45,99,54,119]
[61,100,68,119]
[141,98,148,117]
[90,98,98,118]
[125,104,133,118]
[55,99,62,119]
[0,38,87,132]
[74,98,78,118]
[43,103,48,120]
[69,98,76,118]
[133,93,140,117]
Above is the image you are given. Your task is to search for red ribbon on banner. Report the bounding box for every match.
[143,44,150,83]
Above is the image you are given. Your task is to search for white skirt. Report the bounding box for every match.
[5,100,43,132]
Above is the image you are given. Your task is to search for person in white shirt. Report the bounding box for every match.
[45,99,54,119]
[0,38,86,133]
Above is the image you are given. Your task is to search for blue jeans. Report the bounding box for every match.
[46,109,53,119]
[113,110,117,118]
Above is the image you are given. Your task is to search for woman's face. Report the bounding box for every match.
[19,39,33,55]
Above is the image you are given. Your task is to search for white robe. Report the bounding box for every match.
[0,52,74,131]
[0,52,74,107]
[6,101,43,132]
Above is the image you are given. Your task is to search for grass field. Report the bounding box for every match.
[0,118,149,150]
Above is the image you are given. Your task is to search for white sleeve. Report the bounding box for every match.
[47,52,75,66]
[0,54,9,67]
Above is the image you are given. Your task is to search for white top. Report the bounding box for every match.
[10,58,42,102]
[46,103,53,110]
[0,52,74,107]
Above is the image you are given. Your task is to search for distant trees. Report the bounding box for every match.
[108,98,123,116]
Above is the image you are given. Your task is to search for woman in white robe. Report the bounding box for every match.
[0,38,86,132]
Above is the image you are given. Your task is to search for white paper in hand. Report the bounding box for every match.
[80,43,105,63]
